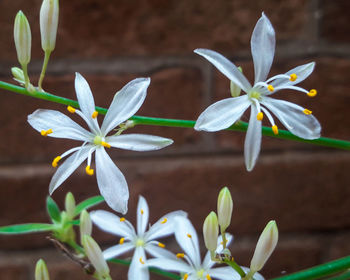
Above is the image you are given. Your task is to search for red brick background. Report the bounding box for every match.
[0,0,350,279]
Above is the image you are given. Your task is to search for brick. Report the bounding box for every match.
[0,0,309,61]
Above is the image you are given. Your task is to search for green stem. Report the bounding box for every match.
[21,64,29,89]
[326,270,350,280]
[271,256,350,280]
[38,50,51,91]
[1,81,350,151]
[224,259,246,278]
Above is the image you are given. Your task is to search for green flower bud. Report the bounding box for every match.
[14,11,31,66]
[250,220,278,272]
[35,259,50,280]
[203,211,219,252]
[40,0,59,52]
[230,66,242,97]
[11,67,25,83]
[217,187,233,232]
[65,192,76,219]
[80,210,92,243]
[82,235,110,279]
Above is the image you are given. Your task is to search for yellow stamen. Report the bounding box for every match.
[303,109,312,115]
[256,112,264,121]
[101,141,111,148]
[41,129,53,136]
[120,217,125,222]
[91,111,98,119]
[187,234,192,238]
[176,253,185,258]
[267,84,274,92]
[52,156,61,168]
[307,89,317,97]
[289,73,297,82]
[206,274,212,280]
[184,274,188,280]
[272,125,279,135]
[141,209,144,215]
[160,218,167,224]
[119,237,125,245]
[231,257,235,261]
[139,257,145,264]
[67,106,76,113]
[158,242,165,248]
[85,165,94,176]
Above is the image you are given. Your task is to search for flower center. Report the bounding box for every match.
[93,135,111,148]
[196,269,205,278]
[135,238,145,247]
[248,90,261,101]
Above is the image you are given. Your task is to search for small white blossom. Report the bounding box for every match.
[194,13,321,171]
[28,73,173,213]
[90,196,187,280]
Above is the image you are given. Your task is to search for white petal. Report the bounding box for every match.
[145,243,177,260]
[128,247,149,280]
[107,134,173,151]
[194,49,251,92]
[90,210,136,238]
[137,195,149,235]
[174,216,201,268]
[101,78,150,135]
[209,266,242,280]
[95,147,129,214]
[261,97,321,139]
[145,258,191,273]
[49,145,91,194]
[145,210,187,241]
[244,104,262,171]
[103,242,135,259]
[75,73,100,134]
[251,13,275,83]
[203,234,234,269]
[28,109,93,141]
[195,96,250,132]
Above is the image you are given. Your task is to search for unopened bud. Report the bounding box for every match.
[35,259,50,280]
[40,0,59,52]
[14,11,31,66]
[80,210,92,243]
[250,220,278,272]
[203,211,219,252]
[65,192,76,219]
[82,235,110,278]
[11,67,25,83]
[217,187,233,232]
[230,66,242,97]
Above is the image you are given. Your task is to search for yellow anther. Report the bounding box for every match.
[141,209,144,215]
[187,234,192,238]
[206,274,212,280]
[119,237,125,245]
[139,257,145,264]
[176,253,185,258]
[41,129,53,136]
[120,217,125,222]
[289,73,297,82]
[85,165,94,176]
[67,106,76,113]
[101,141,111,148]
[267,84,274,92]
[158,242,165,248]
[91,111,98,119]
[231,257,234,261]
[303,109,312,115]
[307,89,317,97]
[160,218,167,224]
[256,112,264,121]
[272,125,279,135]
[52,156,61,168]
[184,274,188,280]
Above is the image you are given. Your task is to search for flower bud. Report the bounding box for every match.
[230,67,242,97]
[65,192,76,219]
[203,211,219,252]
[35,259,50,280]
[80,210,92,243]
[14,11,32,65]
[217,187,233,232]
[11,67,25,83]
[40,0,59,52]
[82,235,110,278]
[250,220,278,272]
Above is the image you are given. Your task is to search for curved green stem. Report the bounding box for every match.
[0,80,350,151]
[38,50,51,91]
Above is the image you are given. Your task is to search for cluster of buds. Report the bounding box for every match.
[12,0,59,92]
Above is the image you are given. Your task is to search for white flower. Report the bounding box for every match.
[28,73,173,214]
[194,13,321,171]
[147,216,264,280]
[90,196,187,280]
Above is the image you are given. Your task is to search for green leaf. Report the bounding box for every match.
[0,223,54,234]
[74,195,104,216]
[46,196,61,222]
[68,220,80,226]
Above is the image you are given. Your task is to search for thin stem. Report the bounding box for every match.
[326,270,350,280]
[38,50,51,91]
[224,259,246,278]
[1,81,350,151]
[271,255,350,280]
[21,64,29,89]
[221,230,227,249]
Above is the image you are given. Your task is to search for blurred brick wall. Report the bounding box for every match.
[0,0,350,279]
